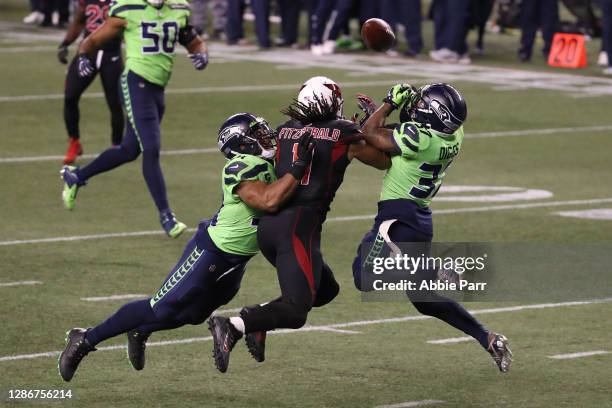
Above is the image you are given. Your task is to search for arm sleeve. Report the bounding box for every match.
[178,23,198,46]
[392,123,423,159]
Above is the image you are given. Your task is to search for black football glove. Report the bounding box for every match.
[189,52,208,70]
[57,41,69,64]
[288,130,314,180]
[77,54,94,77]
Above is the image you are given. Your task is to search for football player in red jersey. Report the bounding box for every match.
[208,76,391,373]
[57,0,124,164]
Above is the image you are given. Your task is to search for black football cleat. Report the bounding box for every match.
[127,330,150,371]
[241,306,266,362]
[487,332,513,373]
[58,328,96,382]
[208,316,242,373]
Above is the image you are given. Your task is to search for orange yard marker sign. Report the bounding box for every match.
[548,33,587,69]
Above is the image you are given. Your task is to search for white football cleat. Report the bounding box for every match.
[311,44,324,56]
[487,333,513,373]
[597,51,608,67]
[322,40,336,55]
[23,11,44,24]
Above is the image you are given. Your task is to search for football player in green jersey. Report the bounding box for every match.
[58,113,314,382]
[60,0,209,238]
[353,83,513,373]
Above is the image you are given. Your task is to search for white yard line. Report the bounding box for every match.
[548,350,610,360]
[2,197,612,247]
[1,124,610,165]
[1,297,611,363]
[375,400,445,408]
[0,280,42,288]
[426,336,472,345]
[81,294,147,302]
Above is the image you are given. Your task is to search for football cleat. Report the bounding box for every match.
[127,330,150,371]
[63,137,83,165]
[208,316,242,373]
[160,209,187,238]
[58,328,96,382]
[60,165,85,210]
[241,306,266,362]
[487,332,513,373]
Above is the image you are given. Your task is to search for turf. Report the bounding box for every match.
[1,7,612,408]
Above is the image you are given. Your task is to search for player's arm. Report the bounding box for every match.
[179,22,209,70]
[348,140,391,170]
[236,130,314,213]
[235,175,299,213]
[57,4,86,64]
[78,16,125,55]
[361,84,416,155]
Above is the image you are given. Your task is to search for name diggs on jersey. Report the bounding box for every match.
[439,143,459,160]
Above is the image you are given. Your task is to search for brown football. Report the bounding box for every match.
[361,18,395,52]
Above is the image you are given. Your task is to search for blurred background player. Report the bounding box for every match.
[57,0,124,165]
[354,82,512,373]
[208,76,391,373]
[58,114,313,382]
[518,0,560,62]
[602,0,612,74]
[381,0,423,57]
[191,0,227,39]
[60,0,209,238]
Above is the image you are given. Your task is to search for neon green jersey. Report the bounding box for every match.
[208,155,277,256]
[109,0,190,87]
[380,122,464,207]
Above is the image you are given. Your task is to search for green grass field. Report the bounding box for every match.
[1,6,612,408]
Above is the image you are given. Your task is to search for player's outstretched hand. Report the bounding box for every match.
[189,52,209,70]
[77,54,94,77]
[289,130,315,180]
[355,93,378,126]
[57,43,69,64]
[383,83,416,110]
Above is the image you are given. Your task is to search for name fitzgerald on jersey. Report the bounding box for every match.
[439,143,460,160]
[278,127,342,142]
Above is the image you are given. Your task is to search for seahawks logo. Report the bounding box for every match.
[431,99,460,131]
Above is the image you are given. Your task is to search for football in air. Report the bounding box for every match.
[361,18,395,52]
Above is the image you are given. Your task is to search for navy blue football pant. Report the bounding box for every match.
[76,70,170,213]
[310,0,336,44]
[251,0,271,47]
[431,0,470,53]
[380,0,423,53]
[277,0,302,45]
[241,206,340,333]
[226,0,246,42]
[86,222,249,347]
[64,49,124,145]
[519,0,560,57]
[601,0,612,67]
[352,200,489,350]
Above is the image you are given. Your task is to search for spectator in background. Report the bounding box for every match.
[23,0,44,25]
[471,0,495,54]
[192,0,228,40]
[276,0,303,47]
[429,0,471,64]
[41,0,69,27]
[226,0,248,45]
[323,0,379,54]
[381,0,423,57]
[518,0,559,62]
[310,0,337,54]
[251,0,272,48]
[602,0,612,74]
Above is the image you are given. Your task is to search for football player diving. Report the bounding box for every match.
[353,83,513,373]
[60,0,209,238]
[207,76,392,373]
[58,113,314,382]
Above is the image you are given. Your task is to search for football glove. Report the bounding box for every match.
[77,54,94,77]
[189,52,209,70]
[288,130,314,180]
[355,93,378,127]
[383,83,416,110]
[57,42,69,64]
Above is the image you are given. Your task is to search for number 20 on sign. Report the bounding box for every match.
[548,33,587,69]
